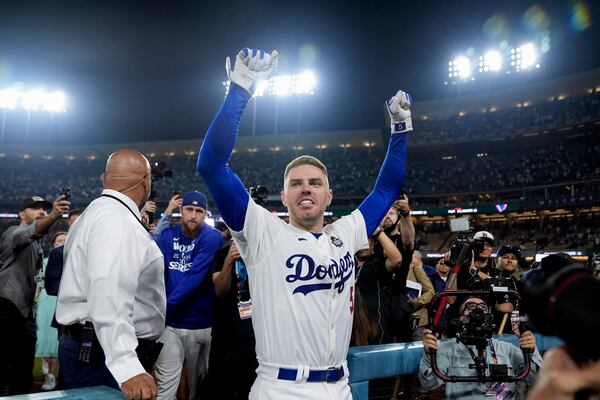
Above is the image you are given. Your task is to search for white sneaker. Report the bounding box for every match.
[41,360,49,376]
[41,374,57,391]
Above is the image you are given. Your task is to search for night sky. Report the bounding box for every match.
[0,0,599,144]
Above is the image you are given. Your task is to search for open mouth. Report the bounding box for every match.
[298,198,315,207]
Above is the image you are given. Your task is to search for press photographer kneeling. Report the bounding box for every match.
[419,296,543,399]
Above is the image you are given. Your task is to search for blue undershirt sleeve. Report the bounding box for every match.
[197,83,251,231]
[357,133,407,236]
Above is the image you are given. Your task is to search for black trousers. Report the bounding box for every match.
[0,298,36,395]
[207,342,257,400]
[58,335,119,390]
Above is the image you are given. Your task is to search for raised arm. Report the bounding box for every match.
[358,90,411,236]
[197,48,278,231]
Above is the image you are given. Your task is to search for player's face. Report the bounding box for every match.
[281,164,333,231]
[498,253,519,273]
[181,205,206,234]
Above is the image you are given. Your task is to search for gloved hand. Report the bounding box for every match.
[386,90,413,134]
[226,48,278,94]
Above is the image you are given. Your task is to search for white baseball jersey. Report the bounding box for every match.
[231,199,369,369]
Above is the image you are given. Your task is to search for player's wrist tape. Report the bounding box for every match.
[391,118,413,134]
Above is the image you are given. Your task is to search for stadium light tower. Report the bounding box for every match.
[482,50,502,72]
[449,56,471,79]
[223,70,317,97]
[512,43,538,71]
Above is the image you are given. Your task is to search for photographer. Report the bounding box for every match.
[456,231,496,290]
[420,297,543,399]
[493,246,522,334]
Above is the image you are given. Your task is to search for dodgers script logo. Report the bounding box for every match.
[285,252,354,295]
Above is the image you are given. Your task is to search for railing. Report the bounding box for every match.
[346,334,563,400]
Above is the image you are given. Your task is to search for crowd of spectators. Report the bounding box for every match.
[412,90,600,143]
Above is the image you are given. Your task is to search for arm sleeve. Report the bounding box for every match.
[166,231,224,314]
[44,246,64,296]
[10,221,43,251]
[358,133,408,236]
[419,344,448,391]
[86,221,146,385]
[197,83,251,231]
[413,266,435,308]
[508,344,543,386]
[154,213,172,237]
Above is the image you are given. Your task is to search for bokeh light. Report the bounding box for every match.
[570,1,591,32]
[299,44,319,67]
[522,5,551,32]
[482,14,509,40]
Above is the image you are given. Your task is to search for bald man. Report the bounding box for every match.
[57,150,166,400]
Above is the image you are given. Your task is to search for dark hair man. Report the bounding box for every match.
[0,194,69,395]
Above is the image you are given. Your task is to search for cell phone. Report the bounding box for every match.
[62,186,71,201]
[173,190,182,197]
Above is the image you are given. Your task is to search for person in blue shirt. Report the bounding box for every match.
[153,191,223,400]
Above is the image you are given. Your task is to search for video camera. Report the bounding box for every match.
[428,289,531,383]
[522,259,600,362]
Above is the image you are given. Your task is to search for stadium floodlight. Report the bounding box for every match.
[514,43,537,70]
[0,86,67,112]
[42,91,67,113]
[483,50,502,72]
[272,75,293,96]
[223,71,317,97]
[294,71,316,95]
[0,87,19,109]
[21,89,45,112]
[451,56,471,79]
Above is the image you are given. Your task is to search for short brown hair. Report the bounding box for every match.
[283,155,328,181]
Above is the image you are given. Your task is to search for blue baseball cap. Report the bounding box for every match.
[182,191,207,210]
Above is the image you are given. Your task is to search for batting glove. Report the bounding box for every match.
[226,48,278,94]
[386,90,413,134]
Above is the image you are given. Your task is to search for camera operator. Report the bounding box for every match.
[493,246,522,334]
[456,231,496,290]
[420,297,543,399]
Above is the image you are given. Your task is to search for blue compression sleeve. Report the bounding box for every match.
[197,83,251,231]
[358,133,407,236]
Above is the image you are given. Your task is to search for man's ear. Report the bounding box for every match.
[280,190,287,207]
[100,172,106,187]
[18,210,25,220]
[326,189,333,206]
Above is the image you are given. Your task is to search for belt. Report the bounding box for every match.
[63,323,155,347]
[258,362,347,383]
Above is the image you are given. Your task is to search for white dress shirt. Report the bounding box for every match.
[56,189,166,385]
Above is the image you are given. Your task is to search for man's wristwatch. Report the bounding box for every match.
[371,229,383,239]
[399,210,410,218]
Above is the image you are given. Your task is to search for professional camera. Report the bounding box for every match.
[521,257,600,362]
[429,289,530,383]
[455,304,495,348]
[249,185,268,206]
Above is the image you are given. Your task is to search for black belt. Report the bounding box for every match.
[63,323,163,372]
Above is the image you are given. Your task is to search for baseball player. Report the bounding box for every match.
[197,48,412,399]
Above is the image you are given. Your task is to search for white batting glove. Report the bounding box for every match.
[386,90,413,134]
[226,48,278,94]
